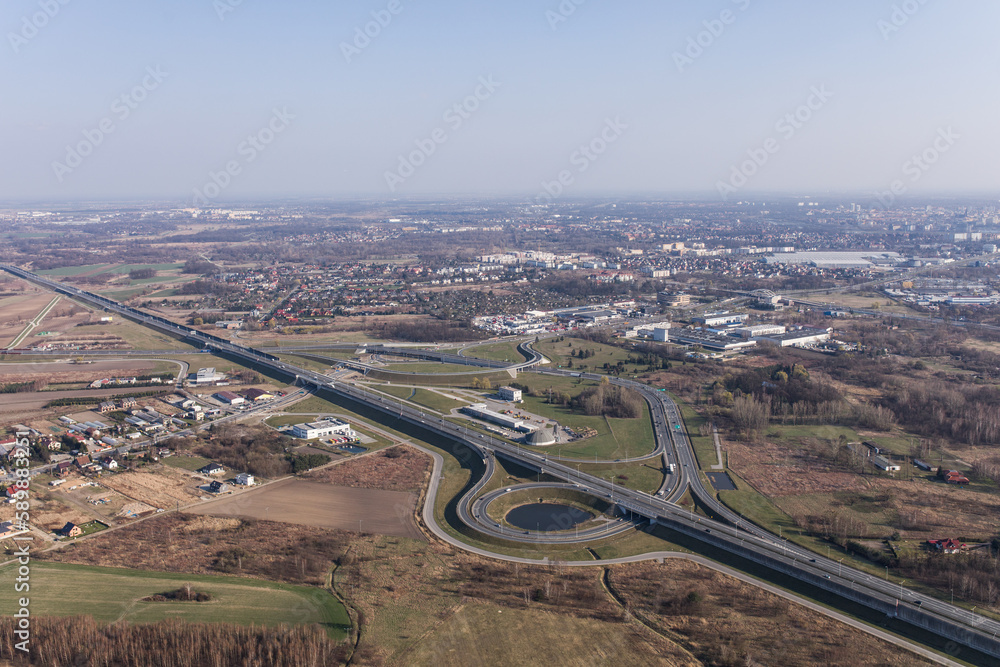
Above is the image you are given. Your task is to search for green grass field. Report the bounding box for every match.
[671,396,718,470]
[75,520,110,537]
[37,264,112,276]
[577,461,665,495]
[106,263,185,274]
[534,338,647,374]
[463,341,524,363]
[382,362,481,374]
[515,392,656,461]
[374,384,470,414]
[161,455,212,472]
[0,562,349,637]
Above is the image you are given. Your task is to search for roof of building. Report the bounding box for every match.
[526,429,556,446]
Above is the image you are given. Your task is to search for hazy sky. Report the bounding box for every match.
[2,0,998,203]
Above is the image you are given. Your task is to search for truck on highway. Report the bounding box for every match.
[668,463,676,473]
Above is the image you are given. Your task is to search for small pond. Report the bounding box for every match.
[505,503,593,532]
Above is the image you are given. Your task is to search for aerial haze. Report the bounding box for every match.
[2,0,998,201]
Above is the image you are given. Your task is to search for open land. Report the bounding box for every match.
[187,478,424,540]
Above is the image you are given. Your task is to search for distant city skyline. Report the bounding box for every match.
[2,0,998,202]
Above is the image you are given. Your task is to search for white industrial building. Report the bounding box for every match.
[290,419,355,440]
[734,324,786,339]
[693,312,748,328]
[652,325,672,342]
[194,367,225,384]
[462,404,536,432]
[757,327,832,347]
[497,386,522,402]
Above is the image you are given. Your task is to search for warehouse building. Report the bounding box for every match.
[757,327,832,347]
[461,404,536,432]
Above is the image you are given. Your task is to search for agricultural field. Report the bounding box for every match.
[187,478,424,540]
[0,562,349,638]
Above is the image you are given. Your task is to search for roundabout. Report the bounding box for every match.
[465,482,643,544]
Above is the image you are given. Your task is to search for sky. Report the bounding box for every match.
[1,0,998,203]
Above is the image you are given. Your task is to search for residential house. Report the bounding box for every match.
[928,539,966,554]
[98,401,116,413]
[0,520,25,539]
[208,480,230,494]
[235,473,254,486]
[200,462,224,476]
[61,522,82,538]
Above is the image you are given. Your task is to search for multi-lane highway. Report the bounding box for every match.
[3,263,999,662]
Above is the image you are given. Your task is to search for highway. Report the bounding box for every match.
[2,262,999,662]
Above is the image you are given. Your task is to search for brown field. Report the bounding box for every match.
[867,477,1000,539]
[0,385,167,415]
[340,534,934,666]
[727,438,868,498]
[0,359,158,377]
[39,513,352,586]
[305,445,431,493]
[38,512,935,665]
[99,469,204,510]
[188,478,423,540]
[607,560,932,666]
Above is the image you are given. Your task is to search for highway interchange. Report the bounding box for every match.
[3,263,1000,664]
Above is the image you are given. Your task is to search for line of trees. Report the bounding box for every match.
[0,616,348,666]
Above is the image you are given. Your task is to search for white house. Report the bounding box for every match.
[497,386,522,402]
[235,473,254,486]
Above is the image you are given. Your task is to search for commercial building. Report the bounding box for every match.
[194,367,224,385]
[497,386,522,402]
[668,329,757,352]
[693,312,748,328]
[652,325,672,342]
[733,324,786,339]
[290,419,355,440]
[657,292,691,307]
[213,391,244,405]
[757,327,832,347]
[461,404,536,432]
